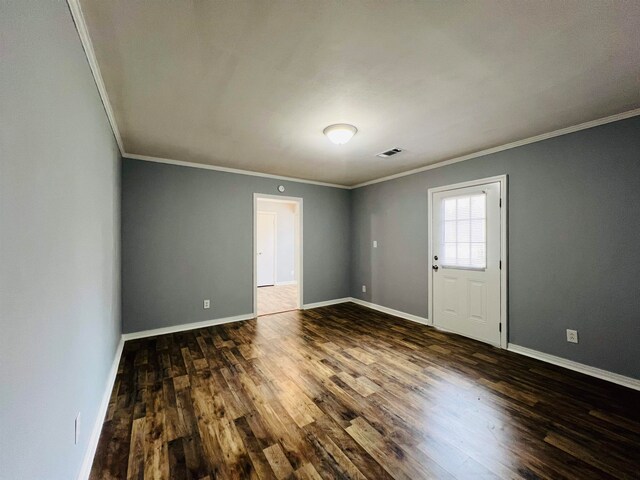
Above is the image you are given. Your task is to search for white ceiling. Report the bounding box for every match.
[79,0,640,186]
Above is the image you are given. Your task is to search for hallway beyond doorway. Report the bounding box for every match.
[257,284,298,316]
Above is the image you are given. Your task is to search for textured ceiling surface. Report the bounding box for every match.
[81,0,640,186]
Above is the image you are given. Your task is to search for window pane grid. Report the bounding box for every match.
[441,193,486,268]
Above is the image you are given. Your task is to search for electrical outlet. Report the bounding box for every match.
[75,413,81,445]
[362,285,366,293]
[203,299,211,309]
[373,240,378,248]
[566,329,578,343]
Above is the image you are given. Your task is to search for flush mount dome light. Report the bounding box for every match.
[323,123,357,145]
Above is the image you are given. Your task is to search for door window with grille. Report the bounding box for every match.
[441,193,486,269]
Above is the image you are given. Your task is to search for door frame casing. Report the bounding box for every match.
[253,193,303,317]
[427,175,508,348]
[256,211,277,287]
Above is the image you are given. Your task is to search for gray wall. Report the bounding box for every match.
[351,116,640,379]
[0,2,121,479]
[121,159,350,333]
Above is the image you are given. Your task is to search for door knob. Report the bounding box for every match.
[432,265,439,271]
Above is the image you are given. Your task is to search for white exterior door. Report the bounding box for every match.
[257,212,276,287]
[432,181,502,346]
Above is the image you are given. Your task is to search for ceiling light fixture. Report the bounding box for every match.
[323,123,357,145]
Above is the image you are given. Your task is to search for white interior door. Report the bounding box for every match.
[257,212,276,287]
[432,182,502,345]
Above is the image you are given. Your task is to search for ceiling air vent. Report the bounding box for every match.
[376,148,403,158]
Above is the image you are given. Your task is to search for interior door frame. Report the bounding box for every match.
[253,193,303,317]
[427,175,508,348]
[256,211,277,287]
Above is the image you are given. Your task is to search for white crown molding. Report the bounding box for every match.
[351,108,640,189]
[507,344,640,391]
[77,337,124,480]
[126,108,640,190]
[121,313,255,341]
[67,0,124,154]
[348,297,429,325]
[67,0,639,190]
[123,153,351,189]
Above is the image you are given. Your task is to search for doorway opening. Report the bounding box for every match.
[253,193,303,316]
[428,175,508,347]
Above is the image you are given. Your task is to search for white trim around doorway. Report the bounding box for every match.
[253,193,303,317]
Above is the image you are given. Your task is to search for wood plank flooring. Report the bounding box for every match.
[90,303,640,479]
[257,285,298,316]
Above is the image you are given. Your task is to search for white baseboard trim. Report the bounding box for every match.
[302,300,640,391]
[348,298,429,325]
[507,344,640,391]
[275,280,298,286]
[122,313,255,341]
[302,298,352,309]
[80,311,258,478]
[77,336,125,480]
[76,310,638,479]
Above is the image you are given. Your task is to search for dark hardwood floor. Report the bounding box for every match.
[90,303,640,479]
